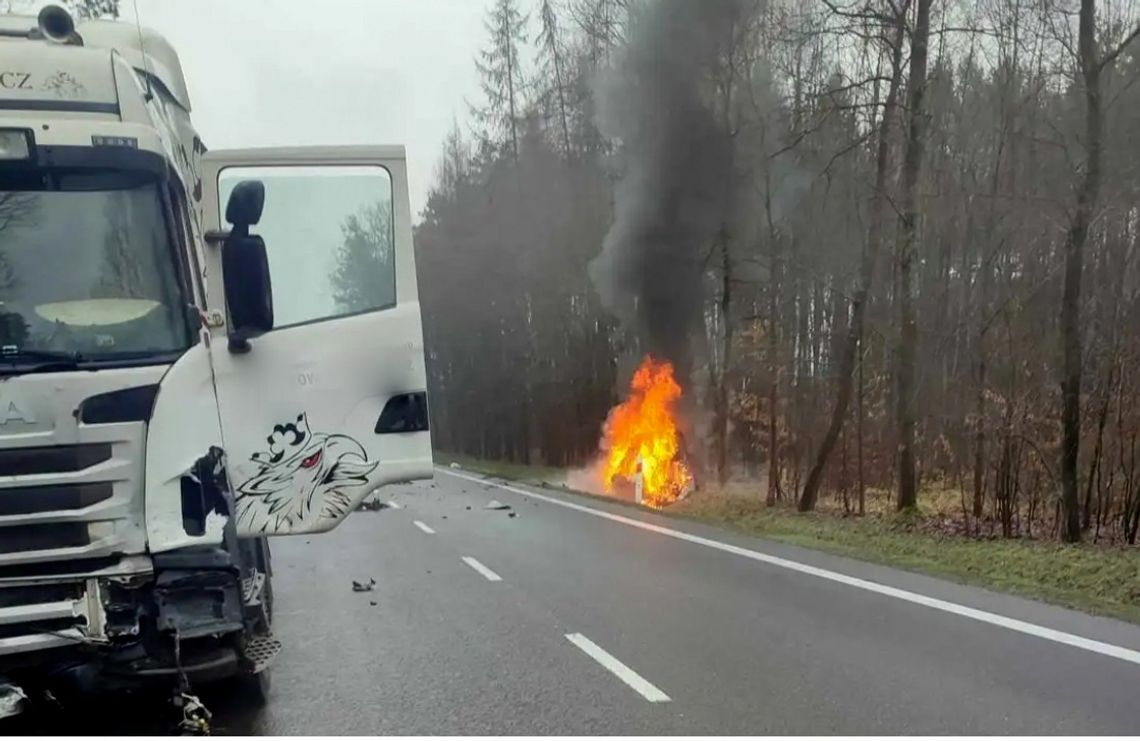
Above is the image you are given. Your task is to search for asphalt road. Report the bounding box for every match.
[16,467,1140,734]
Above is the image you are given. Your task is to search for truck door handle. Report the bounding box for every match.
[374,392,429,434]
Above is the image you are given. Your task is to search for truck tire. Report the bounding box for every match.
[231,666,271,707]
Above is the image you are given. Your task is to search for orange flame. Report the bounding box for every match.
[601,356,693,507]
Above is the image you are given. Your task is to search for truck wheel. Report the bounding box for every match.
[231,668,271,707]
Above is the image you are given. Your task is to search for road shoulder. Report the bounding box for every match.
[438,464,1140,658]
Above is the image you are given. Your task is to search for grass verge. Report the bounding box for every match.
[439,453,1140,624]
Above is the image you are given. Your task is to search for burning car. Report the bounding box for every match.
[599,356,694,508]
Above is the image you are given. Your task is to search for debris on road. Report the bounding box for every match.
[485,500,512,511]
[508,512,518,519]
[0,682,27,720]
[449,462,461,469]
[351,578,377,592]
[173,691,212,736]
[357,498,388,512]
[369,601,378,607]
[465,505,471,510]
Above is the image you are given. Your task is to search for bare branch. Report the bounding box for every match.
[1098,22,1140,71]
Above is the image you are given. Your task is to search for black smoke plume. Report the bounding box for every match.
[589,0,747,384]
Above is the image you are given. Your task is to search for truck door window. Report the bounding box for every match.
[217,165,396,329]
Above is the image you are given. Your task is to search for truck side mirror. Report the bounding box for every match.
[223,181,273,353]
[226,180,265,227]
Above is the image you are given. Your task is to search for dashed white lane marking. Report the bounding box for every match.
[441,468,1140,669]
[413,520,435,535]
[461,556,502,582]
[565,633,671,702]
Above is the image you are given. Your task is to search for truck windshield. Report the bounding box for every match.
[0,180,192,366]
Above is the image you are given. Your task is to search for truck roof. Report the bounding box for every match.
[0,12,191,112]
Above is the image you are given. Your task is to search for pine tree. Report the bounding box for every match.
[537,0,572,157]
[472,0,530,161]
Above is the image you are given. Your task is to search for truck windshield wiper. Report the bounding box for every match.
[0,348,85,374]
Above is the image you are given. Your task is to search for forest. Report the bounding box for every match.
[414,0,1140,546]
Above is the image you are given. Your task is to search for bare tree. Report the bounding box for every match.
[799,0,909,512]
[417,0,1140,547]
[893,0,936,511]
[1057,0,1140,542]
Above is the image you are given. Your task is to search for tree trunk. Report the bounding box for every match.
[552,44,571,157]
[767,210,781,506]
[505,18,520,161]
[716,238,732,487]
[894,0,934,512]
[972,343,987,519]
[1060,0,1103,543]
[798,8,906,512]
[857,334,865,516]
[1083,373,1111,530]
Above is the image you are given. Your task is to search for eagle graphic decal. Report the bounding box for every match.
[235,413,379,533]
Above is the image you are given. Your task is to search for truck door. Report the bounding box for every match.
[200,147,432,536]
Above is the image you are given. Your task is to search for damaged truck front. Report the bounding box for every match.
[0,7,432,719]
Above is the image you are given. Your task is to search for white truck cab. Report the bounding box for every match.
[0,6,431,717]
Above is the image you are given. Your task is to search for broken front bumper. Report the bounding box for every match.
[0,549,247,692]
[0,556,152,658]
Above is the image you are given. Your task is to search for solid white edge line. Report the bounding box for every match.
[565,633,671,703]
[413,520,436,535]
[441,468,1140,669]
[461,556,502,582]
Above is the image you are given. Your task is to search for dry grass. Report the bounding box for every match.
[718,480,965,518]
[672,488,1140,624]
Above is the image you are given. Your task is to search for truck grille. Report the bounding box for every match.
[0,444,112,476]
[0,617,80,641]
[0,483,114,517]
[0,584,81,606]
[0,524,90,554]
[0,373,158,658]
[0,557,120,581]
[0,430,145,573]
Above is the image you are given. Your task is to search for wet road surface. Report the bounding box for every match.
[11,467,1140,734]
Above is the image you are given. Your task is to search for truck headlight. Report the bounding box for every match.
[0,130,32,161]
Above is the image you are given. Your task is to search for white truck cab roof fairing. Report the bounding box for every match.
[0,12,204,203]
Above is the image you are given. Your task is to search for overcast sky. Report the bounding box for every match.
[110,0,493,220]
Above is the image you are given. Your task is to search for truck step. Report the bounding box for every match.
[241,572,266,606]
[243,635,282,674]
